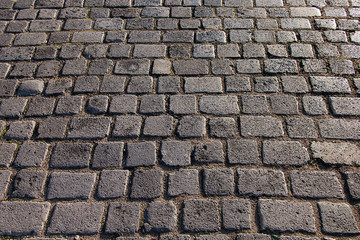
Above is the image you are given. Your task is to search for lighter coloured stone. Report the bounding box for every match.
[311,141,360,165]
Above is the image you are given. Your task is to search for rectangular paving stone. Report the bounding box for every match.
[237,168,288,197]
[329,97,360,115]
[0,202,50,236]
[105,202,140,234]
[67,117,111,139]
[11,169,46,199]
[183,199,220,232]
[128,30,161,43]
[5,121,36,140]
[130,169,163,199]
[13,32,47,46]
[184,77,222,93]
[263,141,310,166]
[47,172,96,200]
[258,199,316,233]
[0,143,17,167]
[72,31,104,43]
[173,60,209,75]
[227,139,259,165]
[92,142,124,169]
[240,116,284,137]
[311,141,360,165]
[13,142,48,168]
[114,59,150,75]
[37,117,69,139]
[48,203,104,235]
[318,119,360,140]
[199,96,239,114]
[222,199,251,231]
[97,170,129,199]
[264,59,299,73]
[143,201,177,233]
[168,169,200,196]
[50,143,92,168]
[143,115,174,137]
[0,99,27,118]
[345,172,360,200]
[112,116,142,138]
[318,202,360,234]
[194,141,225,163]
[310,76,351,93]
[126,141,156,167]
[203,168,234,196]
[0,47,34,61]
[290,170,344,199]
[0,170,11,200]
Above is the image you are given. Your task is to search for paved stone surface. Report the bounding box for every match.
[0,0,359,239]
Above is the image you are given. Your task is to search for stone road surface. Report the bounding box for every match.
[0,0,359,239]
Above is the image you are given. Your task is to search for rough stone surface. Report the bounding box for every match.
[259,199,316,233]
[263,141,310,166]
[311,141,360,165]
[105,202,140,234]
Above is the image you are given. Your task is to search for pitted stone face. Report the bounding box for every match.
[114,59,150,75]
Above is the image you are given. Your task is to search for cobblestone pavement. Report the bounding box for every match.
[0,0,360,239]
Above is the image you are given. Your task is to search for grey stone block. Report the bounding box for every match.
[109,95,137,114]
[97,170,129,199]
[209,117,237,138]
[0,79,17,97]
[241,95,269,114]
[105,202,140,234]
[67,117,111,139]
[0,99,27,118]
[345,172,360,199]
[184,77,223,93]
[263,141,309,166]
[157,76,180,94]
[227,139,259,165]
[72,31,104,43]
[177,116,206,138]
[254,77,279,93]
[50,143,92,168]
[161,141,191,166]
[0,202,50,236]
[133,44,166,58]
[225,76,251,92]
[222,199,251,230]
[237,168,288,197]
[258,199,316,233]
[203,168,234,196]
[37,117,68,139]
[48,203,104,235]
[18,80,44,96]
[243,43,266,58]
[169,95,197,114]
[12,169,46,199]
[0,46,34,61]
[0,143,16,167]
[108,45,131,58]
[168,169,199,196]
[62,59,87,76]
[286,117,318,139]
[100,76,125,94]
[130,169,163,199]
[92,142,124,169]
[59,45,83,59]
[83,44,108,59]
[173,60,209,75]
[86,95,109,114]
[193,44,215,58]
[139,95,166,114]
[199,96,240,114]
[270,95,299,115]
[127,76,153,93]
[302,96,328,115]
[310,76,351,93]
[126,142,156,167]
[217,44,241,58]
[311,141,360,165]
[13,32,47,46]
[318,119,360,140]
[5,121,35,140]
[329,59,355,75]
[290,170,344,199]
[112,116,142,138]
[9,62,37,78]
[163,30,194,42]
[196,30,226,43]
[25,97,55,117]
[281,76,309,93]
[318,202,360,234]
[183,199,220,232]
[169,44,191,58]
[47,172,95,200]
[240,116,284,138]
[13,142,48,168]
[128,30,161,43]
[0,170,11,200]
[264,59,299,73]
[73,76,100,94]
[126,18,154,29]
[144,201,176,233]
[236,59,261,73]
[0,63,11,78]
[160,235,191,240]
[45,79,72,95]
[330,97,360,116]
[194,141,225,163]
